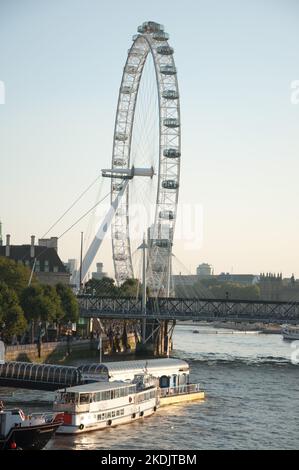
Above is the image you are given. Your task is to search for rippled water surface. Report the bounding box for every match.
[1,325,298,450]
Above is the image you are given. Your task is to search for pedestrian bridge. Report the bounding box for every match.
[0,361,82,391]
[78,295,299,323]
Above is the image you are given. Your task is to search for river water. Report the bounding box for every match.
[1,324,298,450]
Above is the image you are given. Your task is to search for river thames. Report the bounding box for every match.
[2,324,298,450]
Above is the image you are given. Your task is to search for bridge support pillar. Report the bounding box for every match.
[136,319,175,357]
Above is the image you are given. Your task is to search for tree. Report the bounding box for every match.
[2,305,27,343]
[56,283,79,323]
[0,282,27,342]
[84,277,118,296]
[42,285,64,323]
[119,278,141,297]
[21,285,56,323]
[0,256,34,297]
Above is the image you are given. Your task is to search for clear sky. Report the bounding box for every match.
[0,0,298,278]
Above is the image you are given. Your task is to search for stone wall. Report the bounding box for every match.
[4,333,137,364]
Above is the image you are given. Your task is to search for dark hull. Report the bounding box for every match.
[0,422,62,450]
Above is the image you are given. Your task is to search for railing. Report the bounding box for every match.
[159,383,202,397]
[78,295,299,322]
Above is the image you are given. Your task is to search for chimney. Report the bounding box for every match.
[5,234,10,257]
[30,235,35,258]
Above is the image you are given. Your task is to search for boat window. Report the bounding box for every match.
[116,410,120,416]
[80,393,91,404]
[120,409,124,416]
[110,390,115,400]
[114,389,120,399]
[112,411,116,417]
[102,391,110,401]
[96,392,102,402]
[160,375,170,388]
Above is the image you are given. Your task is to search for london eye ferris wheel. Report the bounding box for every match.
[101,21,181,295]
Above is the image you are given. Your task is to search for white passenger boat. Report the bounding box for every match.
[79,358,205,406]
[53,374,158,434]
[282,326,299,340]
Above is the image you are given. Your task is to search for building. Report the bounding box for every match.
[259,273,299,301]
[92,262,107,280]
[196,263,213,277]
[0,234,70,286]
[217,273,259,285]
[64,259,78,277]
[38,237,58,252]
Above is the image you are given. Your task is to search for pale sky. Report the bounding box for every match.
[0,0,298,279]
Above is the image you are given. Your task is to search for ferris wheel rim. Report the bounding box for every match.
[111,22,181,290]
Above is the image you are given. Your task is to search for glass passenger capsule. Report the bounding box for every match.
[113,254,128,261]
[125,65,138,74]
[164,118,180,128]
[160,65,177,75]
[153,31,169,41]
[163,148,181,158]
[159,210,175,220]
[138,22,164,34]
[152,239,171,248]
[157,46,174,55]
[162,179,179,190]
[121,86,134,94]
[113,157,127,166]
[162,90,179,99]
[115,133,128,141]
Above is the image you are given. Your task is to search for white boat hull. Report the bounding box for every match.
[57,401,157,434]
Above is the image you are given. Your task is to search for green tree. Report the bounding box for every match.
[21,285,55,323]
[2,305,27,343]
[56,283,79,323]
[42,285,64,323]
[119,278,141,297]
[0,256,34,297]
[84,277,118,296]
[0,281,27,342]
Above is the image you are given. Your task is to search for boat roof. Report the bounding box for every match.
[79,358,189,378]
[58,381,134,394]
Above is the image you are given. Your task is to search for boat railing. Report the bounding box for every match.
[23,411,64,424]
[159,383,202,397]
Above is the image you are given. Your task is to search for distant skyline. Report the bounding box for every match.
[0,0,299,279]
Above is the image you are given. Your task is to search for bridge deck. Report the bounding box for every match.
[78,295,299,323]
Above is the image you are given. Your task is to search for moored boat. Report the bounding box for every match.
[53,374,159,434]
[282,326,299,340]
[0,407,63,450]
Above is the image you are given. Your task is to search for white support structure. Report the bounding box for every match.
[74,180,129,287]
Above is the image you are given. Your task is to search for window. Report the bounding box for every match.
[44,260,49,272]
[80,393,90,404]
[112,411,115,418]
[116,410,120,417]
[53,266,58,273]
[120,409,124,416]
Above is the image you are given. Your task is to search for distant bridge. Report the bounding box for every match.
[78,295,299,323]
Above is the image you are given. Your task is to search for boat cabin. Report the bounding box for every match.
[79,358,190,389]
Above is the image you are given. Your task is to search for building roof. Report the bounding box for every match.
[60,381,135,393]
[0,245,67,273]
[79,358,189,380]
